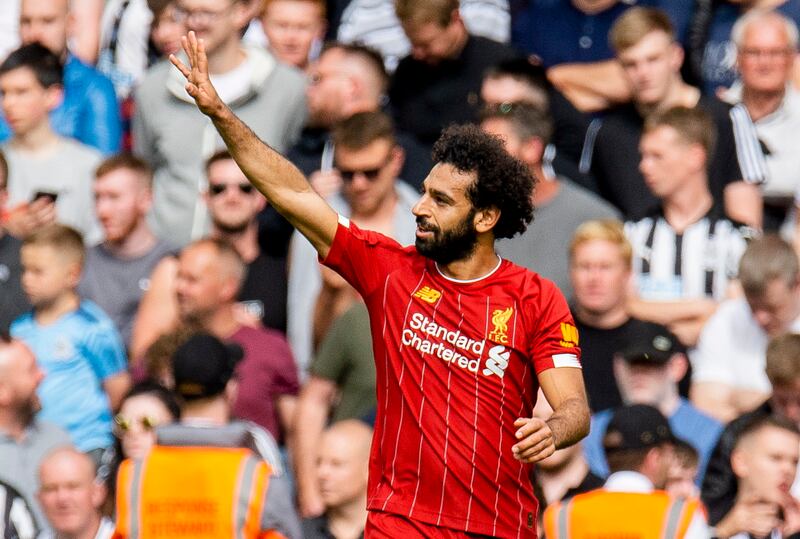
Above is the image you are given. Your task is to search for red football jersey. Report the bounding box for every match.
[323,217,582,538]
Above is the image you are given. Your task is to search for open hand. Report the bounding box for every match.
[512,417,555,463]
[169,31,223,117]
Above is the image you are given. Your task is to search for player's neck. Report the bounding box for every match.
[34,291,80,326]
[436,242,501,282]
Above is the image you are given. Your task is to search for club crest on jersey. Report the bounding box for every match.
[560,322,579,348]
[413,285,442,304]
[488,307,513,344]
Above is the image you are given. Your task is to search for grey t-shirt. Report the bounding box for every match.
[0,233,30,332]
[79,239,175,345]
[496,178,620,300]
[0,421,72,531]
[2,138,103,244]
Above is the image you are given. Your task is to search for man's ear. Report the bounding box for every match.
[45,85,64,112]
[474,206,500,234]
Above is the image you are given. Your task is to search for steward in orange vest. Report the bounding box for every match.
[113,333,299,539]
[543,405,708,539]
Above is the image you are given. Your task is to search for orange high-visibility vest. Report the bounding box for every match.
[543,490,704,539]
[114,446,284,539]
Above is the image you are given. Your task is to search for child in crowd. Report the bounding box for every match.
[11,224,130,462]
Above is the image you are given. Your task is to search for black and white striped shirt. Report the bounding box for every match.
[0,481,37,539]
[625,210,750,301]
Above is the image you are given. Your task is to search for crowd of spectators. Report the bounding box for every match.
[1,0,800,537]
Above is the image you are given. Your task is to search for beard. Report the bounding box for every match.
[415,209,478,265]
[17,395,41,426]
[211,215,250,235]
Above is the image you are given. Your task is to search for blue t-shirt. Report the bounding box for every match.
[584,399,723,485]
[0,55,122,155]
[11,300,127,452]
[702,0,800,94]
[512,0,692,68]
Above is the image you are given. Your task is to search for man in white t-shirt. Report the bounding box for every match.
[690,235,800,423]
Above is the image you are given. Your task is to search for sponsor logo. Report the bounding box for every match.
[559,322,579,348]
[488,307,513,344]
[482,345,510,378]
[413,285,442,304]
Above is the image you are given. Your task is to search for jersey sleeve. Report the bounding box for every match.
[321,216,413,299]
[529,281,582,374]
[82,323,128,381]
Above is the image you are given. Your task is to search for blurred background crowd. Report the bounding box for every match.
[1,0,800,537]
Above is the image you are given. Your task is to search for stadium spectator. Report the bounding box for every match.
[625,107,749,346]
[666,440,701,498]
[0,2,21,62]
[287,111,417,372]
[70,0,104,65]
[709,416,800,539]
[293,302,373,517]
[37,448,114,539]
[174,238,298,443]
[702,332,800,525]
[302,419,372,538]
[133,0,306,245]
[570,219,674,412]
[113,382,179,461]
[723,10,800,232]
[583,325,722,484]
[688,0,800,96]
[115,332,301,539]
[0,479,37,539]
[533,389,603,505]
[388,0,518,159]
[480,59,592,189]
[336,0,511,73]
[79,154,175,347]
[544,404,707,539]
[481,102,619,298]
[259,0,326,70]
[0,335,71,531]
[0,44,102,244]
[148,0,184,58]
[11,225,130,458]
[690,235,800,422]
[590,7,764,229]
[130,150,289,358]
[0,0,123,155]
[0,149,31,332]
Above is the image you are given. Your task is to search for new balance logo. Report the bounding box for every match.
[482,345,510,378]
[413,285,442,304]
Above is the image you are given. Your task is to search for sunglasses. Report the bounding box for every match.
[113,414,159,435]
[209,183,255,196]
[336,153,393,183]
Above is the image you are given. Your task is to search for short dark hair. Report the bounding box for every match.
[332,110,395,150]
[431,125,535,239]
[483,58,550,109]
[480,102,554,147]
[205,149,234,174]
[0,43,63,89]
[734,414,800,451]
[95,153,153,188]
[606,447,651,474]
[644,106,716,159]
[121,381,182,422]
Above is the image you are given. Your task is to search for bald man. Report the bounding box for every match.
[37,448,114,539]
[303,419,372,539]
[0,335,71,531]
[173,238,299,445]
[0,0,122,154]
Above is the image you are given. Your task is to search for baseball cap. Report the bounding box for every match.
[172,333,244,401]
[619,323,684,365]
[603,404,680,453]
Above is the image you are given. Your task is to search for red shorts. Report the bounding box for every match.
[365,511,494,539]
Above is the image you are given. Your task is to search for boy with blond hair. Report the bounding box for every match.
[11,224,130,460]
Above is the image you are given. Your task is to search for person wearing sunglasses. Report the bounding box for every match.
[113,381,180,460]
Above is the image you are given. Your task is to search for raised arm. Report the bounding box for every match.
[170,32,339,258]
